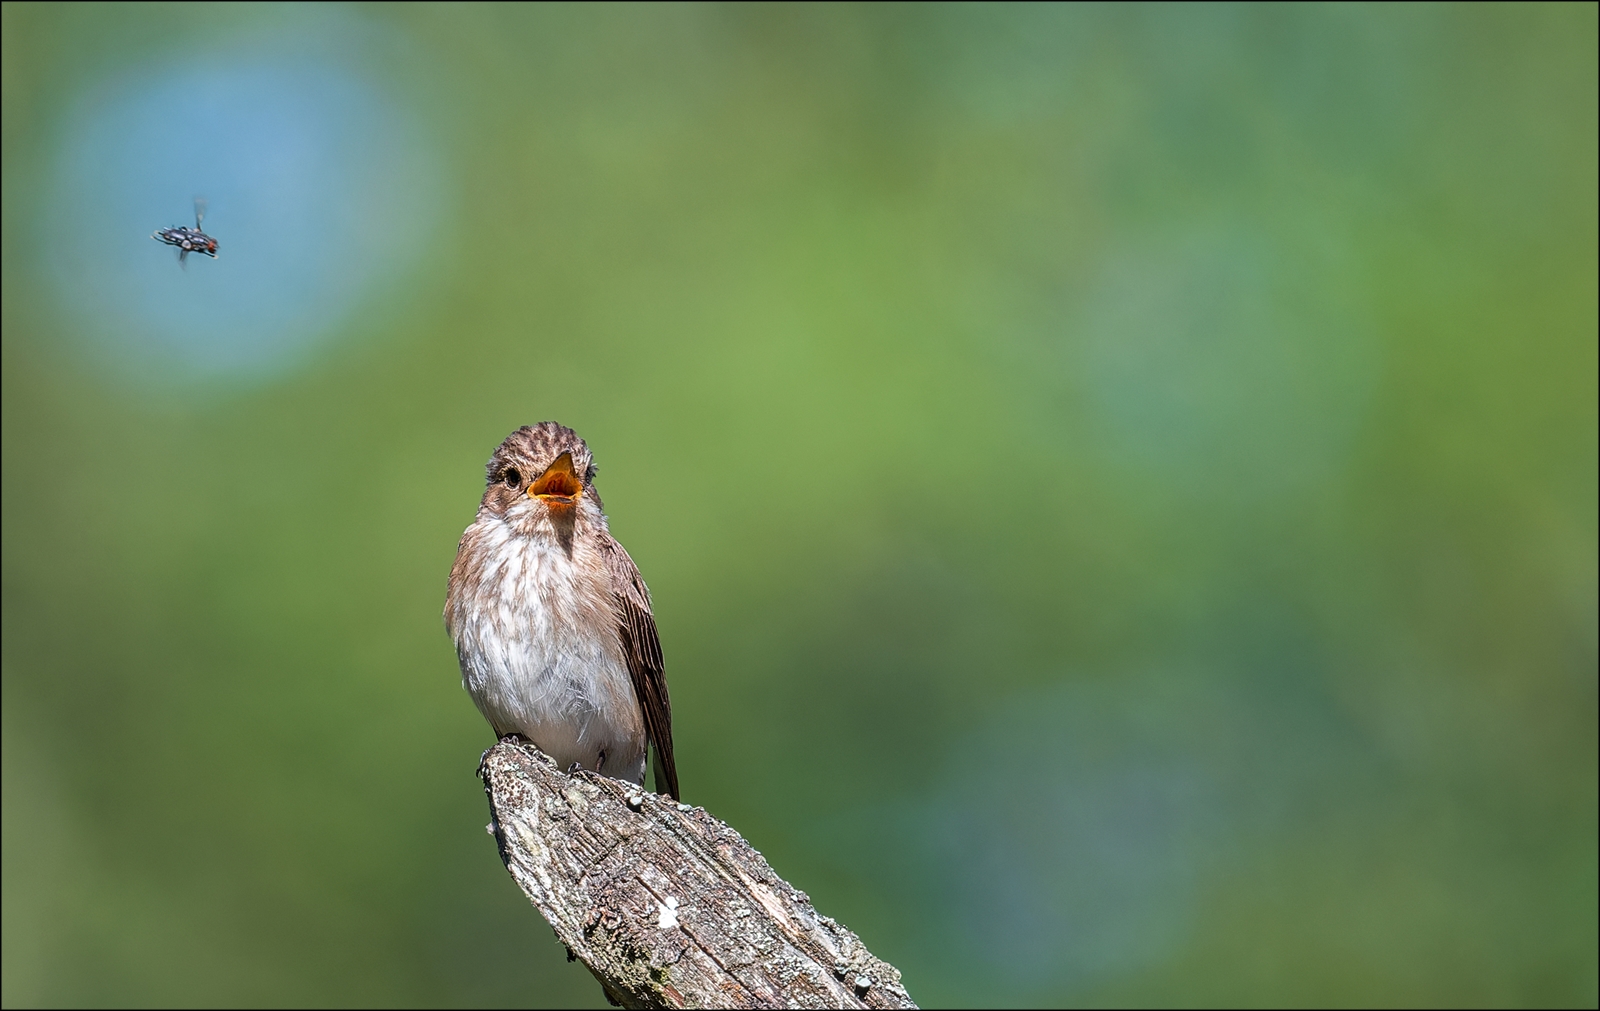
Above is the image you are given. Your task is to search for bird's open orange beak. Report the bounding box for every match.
[529,452,583,508]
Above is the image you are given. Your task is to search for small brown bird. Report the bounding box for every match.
[444,423,678,798]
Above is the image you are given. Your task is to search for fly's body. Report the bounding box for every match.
[153,199,218,265]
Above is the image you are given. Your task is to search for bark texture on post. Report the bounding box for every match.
[480,739,917,1010]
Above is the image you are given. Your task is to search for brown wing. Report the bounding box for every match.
[601,534,679,799]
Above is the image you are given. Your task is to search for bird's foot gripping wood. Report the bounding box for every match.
[478,738,917,1010]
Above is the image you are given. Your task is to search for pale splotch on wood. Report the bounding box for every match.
[480,739,918,1010]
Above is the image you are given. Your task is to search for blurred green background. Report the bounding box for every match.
[3,3,1595,1007]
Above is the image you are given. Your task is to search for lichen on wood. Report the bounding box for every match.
[480,739,917,1010]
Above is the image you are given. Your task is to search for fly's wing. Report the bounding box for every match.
[600,534,678,799]
[194,197,207,229]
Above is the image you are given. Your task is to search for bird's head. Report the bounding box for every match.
[480,422,600,534]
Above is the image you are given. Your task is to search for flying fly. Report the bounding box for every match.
[152,198,218,266]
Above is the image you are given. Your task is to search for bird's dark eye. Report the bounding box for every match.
[503,468,521,487]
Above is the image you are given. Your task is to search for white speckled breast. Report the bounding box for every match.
[447,513,646,785]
